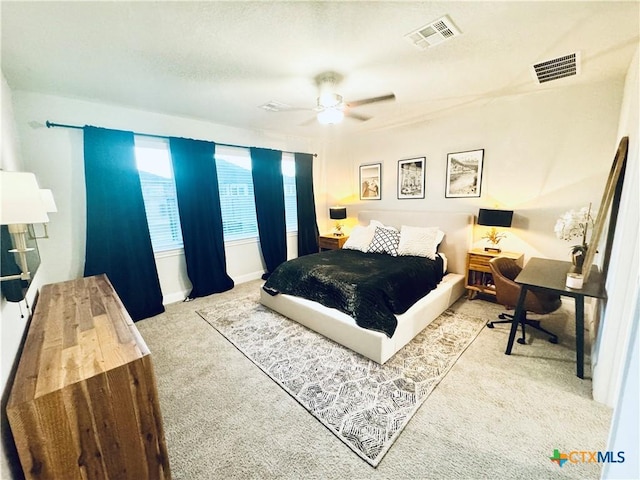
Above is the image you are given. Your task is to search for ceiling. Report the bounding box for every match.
[2,1,639,139]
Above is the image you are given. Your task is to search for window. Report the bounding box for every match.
[136,139,298,252]
[282,152,298,233]
[216,146,297,241]
[135,137,184,252]
[215,146,259,241]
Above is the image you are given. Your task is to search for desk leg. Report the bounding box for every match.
[575,297,585,379]
[505,286,528,355]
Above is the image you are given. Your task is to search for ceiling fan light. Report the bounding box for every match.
[317,108,344,125]
[318,92,342,108]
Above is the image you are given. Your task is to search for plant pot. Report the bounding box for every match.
[571,249,586,274]
[566,272,584,289]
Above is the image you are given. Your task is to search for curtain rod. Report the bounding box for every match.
[45,121,317,157]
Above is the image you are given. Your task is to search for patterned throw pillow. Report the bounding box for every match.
[368,226,401,256]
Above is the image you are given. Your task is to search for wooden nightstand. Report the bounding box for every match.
[465,249,524,299]
[319,234,349,251]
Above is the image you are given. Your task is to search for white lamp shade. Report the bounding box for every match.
[0,171,50,225]
[40,189,58,213]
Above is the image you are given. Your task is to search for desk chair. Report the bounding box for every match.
[487,257,561,345]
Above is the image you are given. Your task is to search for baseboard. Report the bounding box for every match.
[232,271,265,285]
[163,291,190,305]
[161,271,264,305]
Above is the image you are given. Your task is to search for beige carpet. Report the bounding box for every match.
[197,296,486,467]
[137,280,612,479]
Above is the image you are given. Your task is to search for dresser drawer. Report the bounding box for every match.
[468,254,491,271]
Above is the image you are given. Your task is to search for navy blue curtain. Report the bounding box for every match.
[169,137,234,298]
[294,153,319,255]
[83,126,164,321]
[250,147,286,279]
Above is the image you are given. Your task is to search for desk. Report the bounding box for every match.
[506,257,606,379]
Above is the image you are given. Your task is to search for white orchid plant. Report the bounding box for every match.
[554,204,594,256]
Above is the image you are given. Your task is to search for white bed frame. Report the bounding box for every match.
[259,210,473,364]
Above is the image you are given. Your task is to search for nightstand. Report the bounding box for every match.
[319,234,349,251]
[465,249,524,299]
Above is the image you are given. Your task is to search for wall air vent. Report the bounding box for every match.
[531,52,581,84]
[405,15,461,49]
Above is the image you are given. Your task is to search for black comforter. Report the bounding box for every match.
[262,249,444,337]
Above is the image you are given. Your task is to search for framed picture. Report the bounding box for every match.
[445,149,484,198]
[360,163,381,200]
[397,157,426,199]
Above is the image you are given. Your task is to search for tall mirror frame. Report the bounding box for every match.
[582,136,628,282]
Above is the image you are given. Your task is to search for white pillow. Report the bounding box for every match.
[397,225,441,260]
[370,220,399,233]
[439,252,448,273]
[343,225,376,252]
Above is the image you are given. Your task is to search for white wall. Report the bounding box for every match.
[322,80,624,263]
[11,91,322,303]
[12,80,623,304]
[593,47,639,406]
[0,72,37,480]
[0,77,27,389]
[600,46,639,480]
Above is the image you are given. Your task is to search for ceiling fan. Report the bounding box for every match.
[261,71,396,125]
[312,71,396,125]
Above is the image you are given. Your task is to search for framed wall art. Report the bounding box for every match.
[360,163,381,200]
[445,149,484,198]
[397,157,425,199]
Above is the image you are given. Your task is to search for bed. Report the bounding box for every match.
[259,210,473,364]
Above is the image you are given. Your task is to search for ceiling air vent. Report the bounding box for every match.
[531,52,581,84]
[405,15,461,49]
[259,101,291,112]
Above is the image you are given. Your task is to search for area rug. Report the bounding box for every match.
[197,297,485,467]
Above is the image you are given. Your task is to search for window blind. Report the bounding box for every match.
[215,145,259,241]
[135,137,184,252]
[282,152,298,233]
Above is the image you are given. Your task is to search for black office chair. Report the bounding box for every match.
[487,257,561,345]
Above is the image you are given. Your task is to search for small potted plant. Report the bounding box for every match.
[554,204,593,274]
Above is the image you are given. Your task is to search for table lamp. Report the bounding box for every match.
[477,208,513,253]
[329,206,347,236]
[0,171,51,282]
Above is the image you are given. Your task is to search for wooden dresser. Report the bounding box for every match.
[7,274,171,479]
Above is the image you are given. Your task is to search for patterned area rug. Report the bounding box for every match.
[197,297,485,467]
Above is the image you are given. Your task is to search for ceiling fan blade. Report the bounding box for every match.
[259,101,315,113]
[345,111,371,122]
[299,116,319,126]
[346,93,396,108]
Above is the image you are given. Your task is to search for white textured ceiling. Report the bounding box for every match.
[2,1,639,138]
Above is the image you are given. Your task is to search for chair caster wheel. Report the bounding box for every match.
[487,322,495,329]
[549,337,559,344]
[498,314,508,320]
[517,338,526,345]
